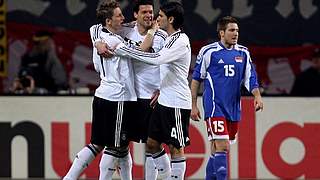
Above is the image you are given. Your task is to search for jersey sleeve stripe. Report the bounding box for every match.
[93,24,101,41]
[100,55,106,77]
[165,33,180,48]
[155,31,167,40]
[119,46,160,58]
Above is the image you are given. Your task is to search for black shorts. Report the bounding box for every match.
[90,96,135,148]
[148,103,191,148]
[127,98,154,143]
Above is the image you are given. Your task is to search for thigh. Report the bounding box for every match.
[206,117,239,142]
[91,97,131,148]
[227,121,239,142]
[91,96,118,146]
[149,104,191,149]
[127,99,153,143]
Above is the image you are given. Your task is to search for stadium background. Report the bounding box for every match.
[1,0,320,179]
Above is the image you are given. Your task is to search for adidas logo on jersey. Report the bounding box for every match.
[218,59,224,64]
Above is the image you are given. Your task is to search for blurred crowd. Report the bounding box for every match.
[10,31,69,94]
[8,30,320,96]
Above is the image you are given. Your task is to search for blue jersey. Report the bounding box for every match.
[192,42,259,121]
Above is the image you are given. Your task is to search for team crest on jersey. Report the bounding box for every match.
[235,56,243,63]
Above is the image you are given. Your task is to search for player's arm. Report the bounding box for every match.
[150,89,160,108]
[139,24,158,51]
[190,79,201,121]
[252,88,263,111]
[243,50,263,111]
[89,25,102,73]
[95,41,114,58]
[190,50,207,121]
[114,37,186,65]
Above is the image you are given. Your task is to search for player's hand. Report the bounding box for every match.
[150,90,160,108]
[254,96,263,112]
[151,20,159,31]
[95,41,114,58]
[190,106,201,121]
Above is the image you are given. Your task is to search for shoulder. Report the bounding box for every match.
[89,24,102,32]
[121,21,136,28]
[235,44,249,53]
[155,29,168,40]
[118,23,136,38]
[164,32,181,48]
[199,42,220,55]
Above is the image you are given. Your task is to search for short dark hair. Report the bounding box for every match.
[160,1,184,30]
[217,16,238,33]
[96,0,120,26]
[133,0,154,13]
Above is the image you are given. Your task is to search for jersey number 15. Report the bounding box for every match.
[224,65,235,77]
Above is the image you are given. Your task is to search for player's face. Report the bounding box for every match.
[135,5,153,29]
[221,23,239,47]
[109,7,125,31]
[157,10,168,31]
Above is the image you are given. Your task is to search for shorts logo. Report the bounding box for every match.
[121,133,127,141]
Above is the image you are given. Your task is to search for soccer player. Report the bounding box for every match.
[93,0,170,179]
[115,2,191,179]
[63,1,138,179]
[190,16,263,180]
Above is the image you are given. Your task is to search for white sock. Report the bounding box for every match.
[145,153,158,180]
[170,158,186,180]
[99,153,118,180]
[63,146,97,180]
[118,151,133,180]
[152,149,171,179]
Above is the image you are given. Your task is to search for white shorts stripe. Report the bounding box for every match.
[115,101,124,147]
[175,108,185,147]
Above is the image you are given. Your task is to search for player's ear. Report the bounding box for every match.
[219,30,224,38]
[168,16,174,24]
[106,18,111,26]
[134,12,138,19]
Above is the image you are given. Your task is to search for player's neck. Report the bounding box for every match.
[220,40,234,49]
[167,27,179,36]
[105,25,117,34]
[137,23,148,36]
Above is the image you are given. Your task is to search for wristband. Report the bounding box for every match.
[147,29,156,36]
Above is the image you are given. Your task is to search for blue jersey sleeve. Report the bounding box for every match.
[192,53,205,81]
[192,44,217,82]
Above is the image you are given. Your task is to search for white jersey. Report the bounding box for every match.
[90,24,137,101]
[118,24,167,99]
[115,30,192,109]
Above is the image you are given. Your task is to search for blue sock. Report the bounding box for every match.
[214,152,227,180]
[205,154,216,180]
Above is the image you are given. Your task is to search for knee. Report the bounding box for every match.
[214,140,229,152]
[89,143,104,154]
[146,138,161,154]
[169,145,184,159]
